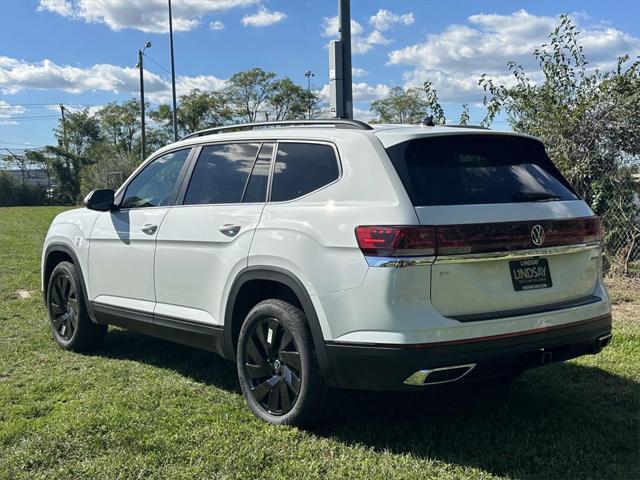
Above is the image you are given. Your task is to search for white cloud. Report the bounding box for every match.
[321,16,364,37]
[387,10,640,103]
[0,100,26,125]
[241,7,287,27]
[369,9,414,31]
[352,67,367,77]
[36,0,259,33]
[317,82,391,104]
[209,20,224,30]
[321,16,389,54]
[0,56,226,104]
[37,0,73,16]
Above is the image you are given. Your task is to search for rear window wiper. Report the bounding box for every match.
[512,191,562,202]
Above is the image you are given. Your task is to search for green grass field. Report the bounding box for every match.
[1,206,639,480]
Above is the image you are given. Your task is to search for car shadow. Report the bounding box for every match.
[94,327,241,392]
[93,328,638,479]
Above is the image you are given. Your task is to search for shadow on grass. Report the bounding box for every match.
[94,327,241,393]
[95,328,639,480]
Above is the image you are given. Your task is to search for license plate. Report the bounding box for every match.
[509,258,552,291]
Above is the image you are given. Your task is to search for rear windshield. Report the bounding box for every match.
[385,135,578,206]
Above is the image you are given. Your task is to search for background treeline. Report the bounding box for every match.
[1,17,638,274]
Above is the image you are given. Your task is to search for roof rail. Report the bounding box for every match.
[444,124,491,130]
[181,119,373,140]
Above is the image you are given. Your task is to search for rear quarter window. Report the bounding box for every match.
[270,143,340,202]
[386,135,577,206]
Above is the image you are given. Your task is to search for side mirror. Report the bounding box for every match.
[84,189,116,211]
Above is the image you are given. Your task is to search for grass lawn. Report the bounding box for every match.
[1,206,639,479]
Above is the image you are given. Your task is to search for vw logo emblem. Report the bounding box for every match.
[531,224,545,246]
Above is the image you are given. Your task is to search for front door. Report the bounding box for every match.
[88,148,192,327]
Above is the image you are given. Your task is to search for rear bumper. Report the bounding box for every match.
[324,313,612,390]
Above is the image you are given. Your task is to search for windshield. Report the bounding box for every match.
[385,134,578,206]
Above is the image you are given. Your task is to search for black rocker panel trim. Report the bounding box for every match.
[154,313,224,353]
[92,302,158,337]
[224,266,337,388]
[43,243,97,323]
[92,302,225,354]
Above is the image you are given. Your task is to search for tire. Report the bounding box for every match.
[46,261,107,352]
[236,299,327,427]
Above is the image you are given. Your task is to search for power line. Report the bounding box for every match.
[143,52,203,93]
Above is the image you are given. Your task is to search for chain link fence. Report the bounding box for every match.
[597,163,640,279]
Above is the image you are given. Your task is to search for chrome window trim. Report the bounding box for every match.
[434,243,601,264]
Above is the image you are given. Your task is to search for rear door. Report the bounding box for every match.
[385,134,602,319]
[154,142,274,331]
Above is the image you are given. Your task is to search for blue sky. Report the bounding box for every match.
[1,0,639,152]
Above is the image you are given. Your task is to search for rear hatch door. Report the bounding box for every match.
[385,133,602,319]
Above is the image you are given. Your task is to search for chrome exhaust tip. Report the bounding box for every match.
[404,363,476,386]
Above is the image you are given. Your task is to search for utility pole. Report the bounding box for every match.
[137,41,151,161]
[329,0,353,119]
[338,0,353,119]
[168,0,179,141]
[305,70,315,119]
[59,104,68,150]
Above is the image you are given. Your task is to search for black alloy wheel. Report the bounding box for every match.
[243,317,302,415]
[49,271,79,341]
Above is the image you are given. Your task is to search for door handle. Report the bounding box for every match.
[219,224,241,237]
[141,223,158,235]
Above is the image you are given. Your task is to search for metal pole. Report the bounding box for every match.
[168,0,179,141]
[338,0,353,119]
[138,49,146,160]
[305,70,314,119]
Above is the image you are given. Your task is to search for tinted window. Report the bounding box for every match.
[121,149,190,208]
[386,135,577,206]
[243,143,274,203]
[270,143,339,202]
[184,143,260,205]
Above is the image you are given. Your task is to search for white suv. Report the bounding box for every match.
[41,119,612,426]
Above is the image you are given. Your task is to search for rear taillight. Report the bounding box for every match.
[355,226,435,257]
[356,216,601,257]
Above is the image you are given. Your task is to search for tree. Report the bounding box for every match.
[370,86,429,124]
[97,100,141,156]
[151,89,232,137]
[226,68,276,122]
[55,108,101,156]
[26,147,92,205]
[268,78,316,120]
[422,80,446,124]
[459,104,470,125]
[479,14,640,271]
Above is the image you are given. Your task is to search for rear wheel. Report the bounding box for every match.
[47,261,107,352]
[237,299,327,427]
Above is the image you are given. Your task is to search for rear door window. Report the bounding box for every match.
[184,143,260,205]
[270,143,339,202]
[385,135,577,206]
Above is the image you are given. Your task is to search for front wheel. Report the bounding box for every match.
[236,299,327,427]
[46,261,107,352]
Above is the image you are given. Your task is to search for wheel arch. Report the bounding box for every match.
[43,243,97,323]
[223,266,337,387]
